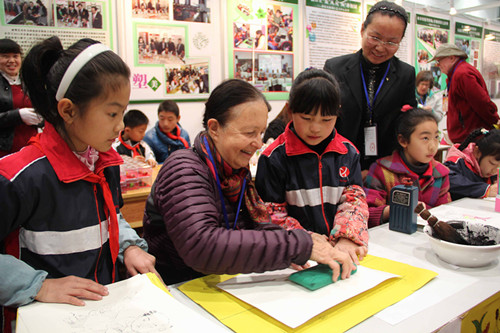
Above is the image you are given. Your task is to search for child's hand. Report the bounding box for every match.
[309,233,355,282]
[146,158,157,167]
[133,155,146,162]
[35,276,109,306]
[488,183,498,197]
[332,238,368,265]
[123,245,163,284]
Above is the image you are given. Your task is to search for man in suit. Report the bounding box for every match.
[90,6,102,29]
[167,38,176,57]
[176,38,185,59]
[324,1,416,172]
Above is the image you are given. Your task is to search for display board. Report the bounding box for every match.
[226,0,299,100]
[304,0,362,69]
[483,29,500,99]
[454,21,482,71]
[1,0,115,50]
[414,13,450,91]
[118,0,221,101]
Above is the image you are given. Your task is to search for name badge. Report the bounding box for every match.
[442,91,448,114]
[364,125,377,156]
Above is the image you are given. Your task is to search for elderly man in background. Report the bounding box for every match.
[431,43,499,143]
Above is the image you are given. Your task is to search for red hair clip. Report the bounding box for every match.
[401,105,413,112]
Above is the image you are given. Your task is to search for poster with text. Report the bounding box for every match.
[483,29,500,99]
[454,21,482,71]
[227,0,299,100]
[415,13,450,91]
[1,0,114,52]
[120,0,219,101]
[305,0,362,69]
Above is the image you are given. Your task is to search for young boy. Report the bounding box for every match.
[143,100,191,164]
[113,109,157,167]
[256,69,369,262]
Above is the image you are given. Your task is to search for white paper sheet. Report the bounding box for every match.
[417,204,500,227]
[17,274,222,333]
[217,265,398,328]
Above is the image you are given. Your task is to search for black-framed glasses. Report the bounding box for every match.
[368,5,408,25]
[367,35,400,49]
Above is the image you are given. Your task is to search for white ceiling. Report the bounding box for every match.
[403,0,500,24]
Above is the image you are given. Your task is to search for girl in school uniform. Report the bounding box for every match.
[0,36,158,332]
[444,128,500,200]
[364,106,451,227]
[256,68,369,264]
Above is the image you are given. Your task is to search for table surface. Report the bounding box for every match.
[169,198,500,332]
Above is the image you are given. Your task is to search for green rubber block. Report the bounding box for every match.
[288,263,357,291]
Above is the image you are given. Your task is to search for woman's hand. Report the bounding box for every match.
[332,238,368,265]
[35,276,109,306]
[123,245,164,284]
[309,233,356,282]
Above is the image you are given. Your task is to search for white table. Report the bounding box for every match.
[169,198,500,332]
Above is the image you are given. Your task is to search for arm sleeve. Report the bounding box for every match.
[0,108,22,129]
[0,254,48,307]
[141,141,156,162]
[331,185,369,246]
[155,153,312,275]
[117,213,148,262]
[363,162,390,227]
[444,159,490,199]
[460,72,499,125]
[255,152,288,204]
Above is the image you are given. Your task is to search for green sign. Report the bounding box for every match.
[306,0,361,13]
[416,14,450,30]
[455,22,482,38]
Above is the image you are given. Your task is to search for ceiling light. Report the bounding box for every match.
[449,7,457,15]
[463,25,470,32]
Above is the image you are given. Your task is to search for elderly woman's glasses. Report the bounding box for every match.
[367,35,400,49]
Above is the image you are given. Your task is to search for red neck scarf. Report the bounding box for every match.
[161,125,190,149]
[118,131,142,158]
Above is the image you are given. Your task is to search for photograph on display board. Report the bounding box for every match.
[131,0,168,19]
[165,61,209,94]
[55,1,103,29]
[266,4,293,51]
[173,0,209,23]
[234,51,293,92]
[4,0,49,26]
[136,24,186,65]
[233,22,265,50]
[416,27,449,90]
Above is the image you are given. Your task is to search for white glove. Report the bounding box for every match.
[19,108,43,126]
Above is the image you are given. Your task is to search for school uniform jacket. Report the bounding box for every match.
[364,150,451,227]
[0,123,147,307]
[444,143,495,200]
[143,122,191,164]
[324,50,416,169]
[112,135,155,162]
[255,123,369,246]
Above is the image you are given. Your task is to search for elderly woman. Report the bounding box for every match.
[143,79,356,285]
[0,38,42,157]
[415,70,443,122]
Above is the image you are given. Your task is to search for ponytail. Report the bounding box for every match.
[21,36,63,127]
[459,128,500,162]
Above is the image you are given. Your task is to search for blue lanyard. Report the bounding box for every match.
[447,60,464,92]
[360,62,391,124]
[418,95,426,106]
[204,137,246,230]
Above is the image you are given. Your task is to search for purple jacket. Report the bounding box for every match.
[143,140,312,285]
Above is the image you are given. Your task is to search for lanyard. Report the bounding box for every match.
[418,95,426,106]
[447,60,464,92]
[360,62,391,124]
[204,137,246,230]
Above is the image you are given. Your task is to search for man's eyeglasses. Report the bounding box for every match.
[367,35,400,49]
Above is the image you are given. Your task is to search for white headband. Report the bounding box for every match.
[55,43,111,101]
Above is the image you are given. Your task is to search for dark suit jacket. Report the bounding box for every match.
[92,11,102,29]
[324,50,416,170]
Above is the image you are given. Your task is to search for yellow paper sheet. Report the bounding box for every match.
[178,255,437,332]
